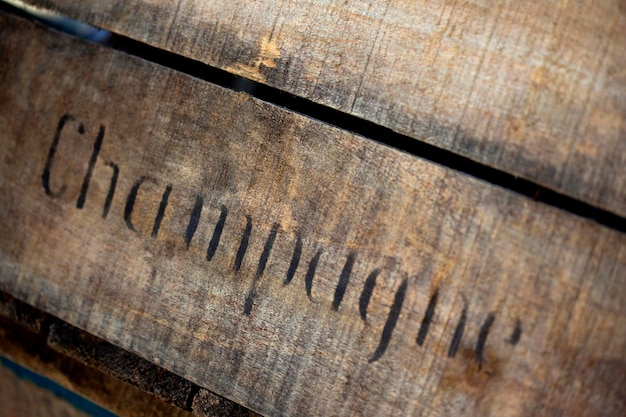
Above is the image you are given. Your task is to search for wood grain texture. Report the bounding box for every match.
[20,0,626,217]
[0,317,193,417]
[0,292,257,417]
[0,362,94,417]
[0,13,625,417]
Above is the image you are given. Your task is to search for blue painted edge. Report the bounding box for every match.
[1,355,118,417]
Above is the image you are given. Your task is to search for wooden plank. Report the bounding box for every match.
[17,0,626,217]
[0,319,192,417]
[0,360,94,417]
[0,12,625,417]
[0,292,256,417]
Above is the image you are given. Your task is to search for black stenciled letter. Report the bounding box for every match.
[151,184,173,237]
[101,162,119,219]
[243,223,279,315]
[448,307,467,358]
[369,278,408,363]
[207,205,228,261]
[305,249,324,301]
[42,114,84,198]
[475,313,495,370]
[333,252,357,311]
[416,288,439,346]
[284,232,302,286]
[359,268,380,322]
[124,176,147,232]
[185,195,204,249]
[508,318,522,346]
[76,125,105,209]
[234,216,252,272]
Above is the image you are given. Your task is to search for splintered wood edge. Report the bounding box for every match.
[16,0,626,217]
[0,11,625,417]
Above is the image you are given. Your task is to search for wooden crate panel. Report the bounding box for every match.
[0,12,624,417]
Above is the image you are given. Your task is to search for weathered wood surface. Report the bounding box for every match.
[0,319,192,417]
[0,361,93,417]
[0,292,256,417]
[0,12,625,417]
[20,0,626,217]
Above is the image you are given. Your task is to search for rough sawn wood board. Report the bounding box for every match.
[0,12,625,417]
[19,0,626,217]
